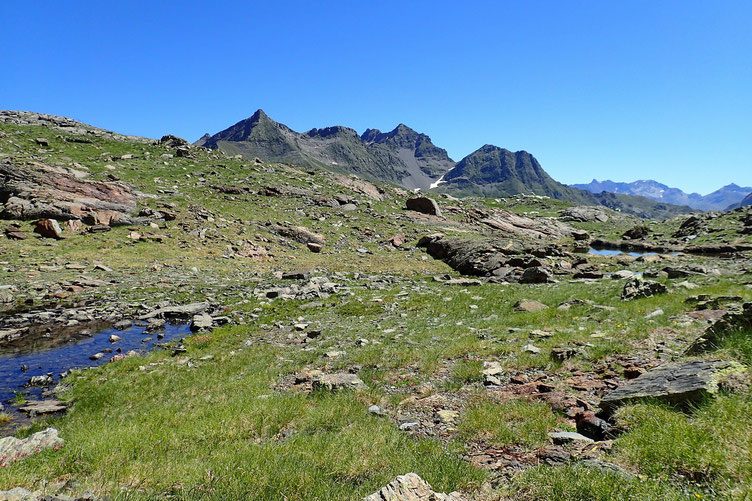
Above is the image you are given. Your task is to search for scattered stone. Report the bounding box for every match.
[549,431,594,445]
[522,344,541,354]
[436,409,459,423]
[551,346,578,362]
[27,374,53,386]
[363,473,464,501]
[368,405,384,415]
[622,225,650,240]
[108,334,122,343]
[190,313,214,332]
[307,242,322,253]
[0,428,63,467]
[18,400,67,415]
[611,270,635,280]
[406,197,442,217]
[645,309,664,319]
[600,360,745,414]
[140,302,210,320]
[686,302,752,354]
[514,299,548,312]
[621,277,668,300]
[89,352,104,360]
[519,266,554,284]
[312,373,366,392]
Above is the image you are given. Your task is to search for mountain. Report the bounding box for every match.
[727,192,752,210]
[572,179,752,211]
[433,145,693,219]
[197,110,454,190]
[200,111,693,219]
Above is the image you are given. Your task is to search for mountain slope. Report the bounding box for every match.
[198,111,454,190]
[573,179,752,211]
[727,192,752,210]
[434,145,693,219]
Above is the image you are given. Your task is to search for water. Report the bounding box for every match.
[588,248,658,257]
[0,322,190,406]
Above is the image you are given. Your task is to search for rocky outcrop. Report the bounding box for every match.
[621,277,668,300]
[479,209,574,240]
[0,110,150,143]
[363,473,465,501]
[0,428,63,467]
[600,360,744,414]
[559,205,611,223]
[0,162,138,224]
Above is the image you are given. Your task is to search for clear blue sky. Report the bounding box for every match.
[2,1,750,194]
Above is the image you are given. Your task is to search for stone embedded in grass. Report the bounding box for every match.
[514,299,548,312]
[190,313,214,332]
[34,218,64,239]
[549,431,594,445]
[0,428,63,468]
[19,400,67,415]
[620,277,668,300]
[519,266,554,283]
[522,344,541,354]
[600,360,746,415]
[686,302,752,354]
[436,409,459,423]
[311,373,366,392]
[363,472,465,501]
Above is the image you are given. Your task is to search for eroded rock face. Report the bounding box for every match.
[0,162,138,224]
[0,428,63,467]
[621,277,668,300]
[600,360,744,415]
[479,209,574,240]
[363,473,465,501]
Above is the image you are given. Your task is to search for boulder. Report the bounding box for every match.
[621,277,668,300]
[190,313,214,332]
[140,302,210,320]
[0,428,63,467]
[363,473,465,501]
[519,266,554,284]
[600,360,745,415]
[559,206,610,223]
[312,373,367,392]
[622,225,650,240]
[406,197,442,217]
[33,218,63,239]
[274,224,326,245]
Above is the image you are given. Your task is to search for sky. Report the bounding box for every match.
[1,1,750,195]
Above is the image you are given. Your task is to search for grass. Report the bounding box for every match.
[458,398,557,448]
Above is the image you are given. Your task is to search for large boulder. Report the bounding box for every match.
[0,428,64,467]
[406,197,442,217]
[33,218,63,239]
[0,161,138,224]
[273,224,326,246]
[621,277,668,300]
[600,360,745,415]
[363,473,465,501]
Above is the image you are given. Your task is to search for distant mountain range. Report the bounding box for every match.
[196,110,695,219]
[728,192,752,210]
[572,179,752,212]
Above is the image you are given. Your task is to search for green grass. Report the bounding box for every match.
[458,398,557,448]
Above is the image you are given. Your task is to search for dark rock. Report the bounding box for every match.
[575,410,613,440]
[600,360,744,414]
[572,229,590,241]
[621,277,668,300]
[519,266,554,284]
[686,302,752,354]
[405,197,442,217]
[159,134,190,148]
[622,225,650,240]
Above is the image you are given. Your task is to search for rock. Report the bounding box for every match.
[522,344,541,354]
[549,431,594,445]
[559,205,610,223]
[113,319,132,330]
[363,472,465,501]
[622,225,650,240]
[686,302,752,354]
[274,225,325,245]
[140,302,210,320]
[645,309,664,319]
[519,266,554,284]
[0,289,13,303]
[0,428,63,467]
[620,277,668,300]
[436,409,459,423]
[514,300,548,312]
[575,410,613,440]
[611,270,634,280]
[600,360,745,415]
[312,373,366,392]
[551,346,578,362]
[159,134,190,148]
[406,197,442,217]
[27,374,53,386]
[18,400,67,415]
[34,137,50,146]
[89,352,104,360]
[0,161,138,223]
[109,334,122,343]
[33,218,63,239]
[389,234,405,248]
[572,229,590,241]
[190,313,214,332]
[368,405,384,415]
[307,242,322,253]
[4,228,28,240]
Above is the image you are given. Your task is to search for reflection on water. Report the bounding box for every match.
[588,248,658,257]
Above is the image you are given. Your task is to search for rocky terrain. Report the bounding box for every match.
[0,111,751,500]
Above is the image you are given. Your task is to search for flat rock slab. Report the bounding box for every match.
[600,360,743,414]
[0,428,63,467]
[19,400,67,415]
[312,373,366,392]
[140,302,210,320]
[363,473,465,501]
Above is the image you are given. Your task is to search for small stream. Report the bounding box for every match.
[0,322,190,407]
